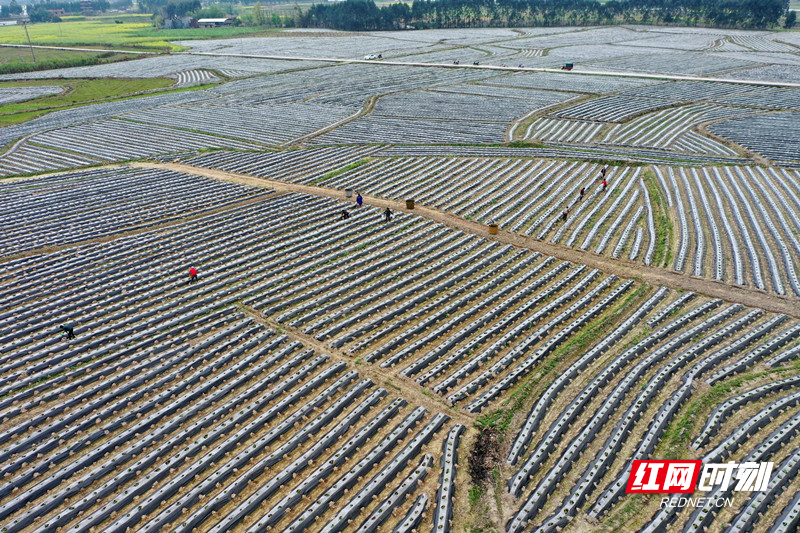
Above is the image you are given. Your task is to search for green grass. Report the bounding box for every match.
[505,139,547,149]
[0,16,176,51]
[643,169,673,268]
[0,45,141,75]
[659,361,800,458]
[603,496,648,532]
[0,46,134,66]
[0,77,176,128]
[468,485,484,507]
[476,284,650,433]
[0,15,290,52]
[315,159,370,183]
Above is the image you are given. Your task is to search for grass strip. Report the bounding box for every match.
[643,168,673,268]
[314,158,370,183]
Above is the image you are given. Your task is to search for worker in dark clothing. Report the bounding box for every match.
[602,179,608,191]
[384,207,392,222]
[601,167,607,178]
[562,209,569,223]
[60,324,75,340]
[189,267,198,284]
[580,187,585,200]
[341,209,350,220]
[356,193,363,208]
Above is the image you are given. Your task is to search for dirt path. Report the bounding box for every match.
[133,161,800,318]
[6,160,796,317]
[286,93,381,146]
[236,304,477,426]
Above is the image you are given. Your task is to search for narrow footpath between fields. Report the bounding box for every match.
[236,303,479,426]
[133,161,800,318]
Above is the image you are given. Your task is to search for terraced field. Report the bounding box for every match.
[3,23,800,533]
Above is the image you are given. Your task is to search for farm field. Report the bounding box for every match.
[0,45,136,69]
[0,77,178,128]
[0,15,290,51]
[2,24,800,533]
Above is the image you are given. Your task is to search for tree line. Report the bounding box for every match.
[0,0,109,20]
[301,0,793,31]
[31,0,110,12]
[0,1,23,18]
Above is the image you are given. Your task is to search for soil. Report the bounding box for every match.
[7,157,800,533]
[129,161,800,318]
[235,303,477,428]
[7,160,796,317]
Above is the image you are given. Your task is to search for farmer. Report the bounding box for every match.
[579,187,585,200]
[356,193,363,208]
[189,266,198,284]
[602,179,607,191]
[601,167,607,178]
[562,209,569,223]
[60,324,75,340]
[384,206,392,222]
[341,209,350,220]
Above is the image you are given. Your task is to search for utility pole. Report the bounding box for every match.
[22,19,36,62]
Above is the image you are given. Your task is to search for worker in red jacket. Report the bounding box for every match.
[189,267,198,284]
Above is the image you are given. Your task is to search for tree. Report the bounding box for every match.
[158,0,198,18]
[1,0,23,16]
[786,10,796,27]
[29,7,57,21]
[252,2,266,25]
[140,0,169,13]
[299,0,787,32]
[194,5,225,18]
